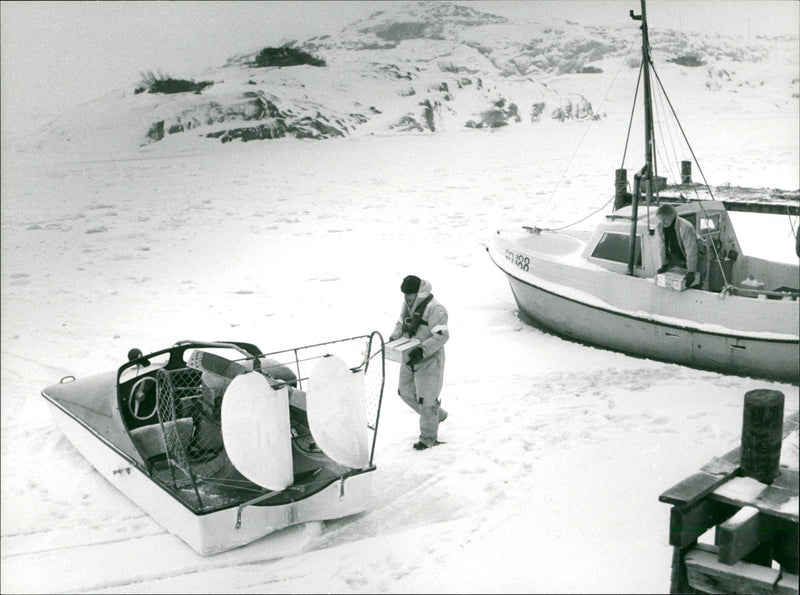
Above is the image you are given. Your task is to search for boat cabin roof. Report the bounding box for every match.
[603,199,728,231]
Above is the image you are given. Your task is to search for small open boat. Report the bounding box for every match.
[488,0,799,382]
[41,333,387,555]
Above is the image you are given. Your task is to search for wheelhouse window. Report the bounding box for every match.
[591,232,642,266]
[700,214,720,233]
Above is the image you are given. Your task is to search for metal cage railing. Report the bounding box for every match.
[151,332,386,511]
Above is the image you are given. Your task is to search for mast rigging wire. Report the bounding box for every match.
[534,40,635,225]
[649,63,715,200]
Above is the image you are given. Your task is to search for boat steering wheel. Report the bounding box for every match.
[128,377,158,420]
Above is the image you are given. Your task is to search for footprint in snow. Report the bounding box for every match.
[9,273,31,285]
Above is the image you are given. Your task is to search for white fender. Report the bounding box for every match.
[306,356,369,469]
[221,372,293,491]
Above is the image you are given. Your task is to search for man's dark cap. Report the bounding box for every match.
[400,275,421,294]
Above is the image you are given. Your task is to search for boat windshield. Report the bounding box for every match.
[591,232,643,267]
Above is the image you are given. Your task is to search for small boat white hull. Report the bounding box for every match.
[46,385,374,556]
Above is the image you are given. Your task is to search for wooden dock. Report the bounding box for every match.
[659,391,798,594]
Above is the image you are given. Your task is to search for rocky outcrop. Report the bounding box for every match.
[206,118,347,142]
[145,121,165,143]
[530,102,546,122]
[465,98,520,129]
[391,98,443,132]
[550,95,600,121]
[143,90,368,144]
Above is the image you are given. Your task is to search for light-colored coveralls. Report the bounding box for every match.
[388,279,449,447]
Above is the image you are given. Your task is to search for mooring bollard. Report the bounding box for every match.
[681,160,692,184]
[740,389,785,484]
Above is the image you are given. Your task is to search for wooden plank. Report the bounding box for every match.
[660,471,736,507]
[711,477,798,523]
[701,456,740,475]
[775,572,799,595]
[716,506,769,565]
[783,410,799,433]
[722,201,800,216]
[669,545,693,594]
[671,542,717,594]
[754,485,799,521]
[670,498,738,548]
[780,431,799,471]
[720,446,742,464]
[711,476,768,505]
[772,468,799,493]
[772,516,800,575]
[684,546,780,594]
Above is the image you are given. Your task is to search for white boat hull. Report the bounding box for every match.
[489,233,799,382]
[505,271,798,380]
[46,397,373,555]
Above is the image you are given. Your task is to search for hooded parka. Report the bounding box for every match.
[388,278,449,446]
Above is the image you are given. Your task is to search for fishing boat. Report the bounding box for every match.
[41,333,387,555]
[488,0,799,382]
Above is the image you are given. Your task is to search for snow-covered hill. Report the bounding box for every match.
[25,1,798,157]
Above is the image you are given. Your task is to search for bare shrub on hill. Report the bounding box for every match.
[668,54,706,67]
[135,71,213,95]
[253,47,326,68]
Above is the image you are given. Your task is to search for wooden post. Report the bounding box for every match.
[681,160,692,184]
[614,168,629,210]
[740,389,784,484]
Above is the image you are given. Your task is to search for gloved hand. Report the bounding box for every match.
[685,272,696,286]
[657,265,669,274]
[406,347,424,366]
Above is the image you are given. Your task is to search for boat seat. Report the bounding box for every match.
[187,350,298,389]
[187,349,306,410]
[129,418,194,461]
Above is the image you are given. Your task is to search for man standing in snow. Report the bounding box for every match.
[388,275,449,450]
[655,203,700,287]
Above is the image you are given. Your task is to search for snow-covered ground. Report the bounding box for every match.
[2,13,799,595]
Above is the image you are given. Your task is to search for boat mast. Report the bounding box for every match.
[628,0,655,276]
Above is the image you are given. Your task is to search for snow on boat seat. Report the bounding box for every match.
[129,418,194,461]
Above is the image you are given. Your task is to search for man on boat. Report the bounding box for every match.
[655,204,699,287]
[388,275,449,450]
